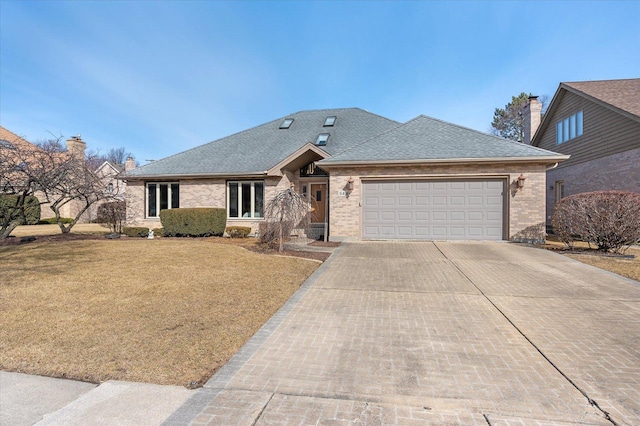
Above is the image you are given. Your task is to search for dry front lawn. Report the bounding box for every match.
[562,248,640,282]
[543,238,640,282]
[0,238,319,387]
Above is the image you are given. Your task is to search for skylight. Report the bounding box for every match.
[324,116,337,127]
[280,118,294,129]
[316,133,330,146]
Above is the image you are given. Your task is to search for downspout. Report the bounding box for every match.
[546,162,559,170]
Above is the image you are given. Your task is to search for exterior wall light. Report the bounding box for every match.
[347,177,355,192]
[516,174,527,190]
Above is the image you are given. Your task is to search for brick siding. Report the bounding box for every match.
[546,146,640,223]
[327,163,548,243]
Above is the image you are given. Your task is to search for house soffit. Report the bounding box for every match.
[267,143,330,176]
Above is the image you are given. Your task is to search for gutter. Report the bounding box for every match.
[318,155,571,168]
[119,171,269,181]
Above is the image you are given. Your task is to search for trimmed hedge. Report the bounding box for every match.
[152,227,164,237]
[160,208,226,237]
[226,226,251,238]
[552,191,640,253]
[122,226,150,237]
[0,195,40,225]
[38,217,74,224]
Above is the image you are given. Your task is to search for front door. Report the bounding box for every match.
[310,183,327,223]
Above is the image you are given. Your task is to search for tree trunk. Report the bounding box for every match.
[0,221,19,239]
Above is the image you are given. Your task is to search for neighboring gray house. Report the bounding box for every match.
[524,78,640,224]
[122,108,568,243]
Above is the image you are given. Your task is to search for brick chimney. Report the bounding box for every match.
[124,156,136,172]
[522,96,542,145]
[65,135,86,160]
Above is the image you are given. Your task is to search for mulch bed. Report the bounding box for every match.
[1,233,333,262]
[542,244,636,259]
[0,233,104,246]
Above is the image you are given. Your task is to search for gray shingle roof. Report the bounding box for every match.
[320,115,567,164]
[124,108,399,178]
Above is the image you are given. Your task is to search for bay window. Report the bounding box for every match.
[227,181,264,218]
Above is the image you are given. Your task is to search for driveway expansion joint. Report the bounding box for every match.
[250,392,274,426]
[432,242,620,426]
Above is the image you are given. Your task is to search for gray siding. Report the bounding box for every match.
[537,90,640,169]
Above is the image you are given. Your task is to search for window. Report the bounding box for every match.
[555,181,565,203]
[316,133,330,146]
[323,116,337,127]
[147,183,179,218]
[556,111,583,144]
[227,181,264,219]
[280,118,294,129]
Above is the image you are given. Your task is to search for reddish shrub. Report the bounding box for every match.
[552,191,640,253]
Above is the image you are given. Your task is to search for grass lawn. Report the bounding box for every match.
[9,223,111,237]
[543,237,640,282]
[0,237,320,387]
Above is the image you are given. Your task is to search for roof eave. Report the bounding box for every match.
[318,155,570,168]
[121,171,268,181]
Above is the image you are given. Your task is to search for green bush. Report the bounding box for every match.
[0,195,41,225]
[160,208,226,237]
[122,226,150,237]
[38,217,74,225]
[226,226,252,238]
[152,227,164,237]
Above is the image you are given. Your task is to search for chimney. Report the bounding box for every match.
[522,96,542,145]
[124,156,136,172]
[65,135,86,160]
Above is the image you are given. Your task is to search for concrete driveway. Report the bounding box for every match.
[165,241,639,425]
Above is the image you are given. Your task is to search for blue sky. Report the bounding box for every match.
[1,0,639,163]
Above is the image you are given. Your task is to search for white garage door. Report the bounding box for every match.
[362,179,505,240]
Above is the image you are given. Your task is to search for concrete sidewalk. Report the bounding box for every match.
[0,371,193,426]
[2,241,639,425]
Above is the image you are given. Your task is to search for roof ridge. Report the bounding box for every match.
[563,77,640,85]
[128,108,400,174]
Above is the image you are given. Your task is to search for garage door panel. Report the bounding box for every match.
[397,211,412,221]
[362,179,505,240]
[450,211,465,221]
[432,211,447,221]
[363,211,379,221]
[398,196,413,205]
[432,182,448,190]
[433,196,447,205]
[381,211,395,221]
[381,183,395,191]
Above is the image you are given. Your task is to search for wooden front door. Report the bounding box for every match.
[310,183,327,223]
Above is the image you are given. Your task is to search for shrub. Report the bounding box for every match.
[226,226,251,238]
[258,220,295,249]
[122,226,150,237]
[152,227,164,237]
[38,217,74,225]
[97,200,126,233]
[552,191,640,253]
[160,208,226,237]
[0,194,40,225]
